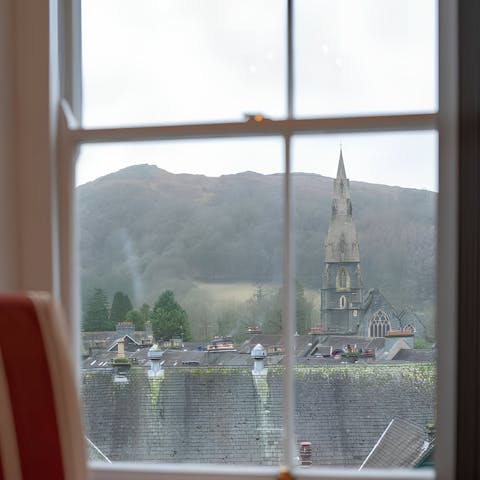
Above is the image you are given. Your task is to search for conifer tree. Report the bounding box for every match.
[109,291,133,328]
[150,290,190,341]
[83,288,110,331]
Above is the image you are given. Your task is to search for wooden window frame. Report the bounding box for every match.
[6,0,457,478]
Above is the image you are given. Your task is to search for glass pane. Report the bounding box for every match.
[81,0,286,128]
[295,0,438,117]
[293,132,437,469]
[76,138,285,465]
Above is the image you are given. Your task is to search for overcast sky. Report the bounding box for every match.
[78,0,437,190]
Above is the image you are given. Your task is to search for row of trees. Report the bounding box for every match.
[83,282,313,343]
[82,288,190,341]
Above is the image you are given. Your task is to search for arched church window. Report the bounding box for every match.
[336,267,350,290]
[339,295,347,309]
[369,310,391,337]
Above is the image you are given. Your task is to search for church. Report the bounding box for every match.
[319,151,423,338]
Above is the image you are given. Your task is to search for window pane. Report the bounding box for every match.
[76,138,285,465]
[81,0,286,128]
[293,132,437,469]
[295,0,438,117]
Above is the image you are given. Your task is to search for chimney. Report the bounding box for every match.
[116,322,135,337]
[251,343,267,375]
[117,338,125,358]
[145,321,153,343]
[112,337,131,379]
[148,344,164,377]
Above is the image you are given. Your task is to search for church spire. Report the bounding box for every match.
[336,148,347,180]
[324,151,360,263]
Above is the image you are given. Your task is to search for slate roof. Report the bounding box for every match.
[82,363,435,467]
[82,348,151,370]
[106,334,140,352]
[359,418,432,469]
[391,349,436,363]
[296,356,341,365]
[83,348,285,370]
[240,334,315,356]
[83,331,150,357]
[318,335,385,352]
[86,437,111,463]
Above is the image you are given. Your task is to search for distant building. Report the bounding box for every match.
[320,151,425,338]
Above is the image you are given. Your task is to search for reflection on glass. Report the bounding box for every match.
[293,132,437,468]
[81,0,286,127]
[295,0,437,117]
[77,138,285,464]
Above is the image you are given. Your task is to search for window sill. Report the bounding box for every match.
[89,462,435,480]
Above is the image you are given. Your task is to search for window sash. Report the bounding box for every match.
[61,110,439,479]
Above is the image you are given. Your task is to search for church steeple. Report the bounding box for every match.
[320,150,364,334]
[324,150,360,262]
[336,148,347,180]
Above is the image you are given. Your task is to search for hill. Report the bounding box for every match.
[77,164,436,337]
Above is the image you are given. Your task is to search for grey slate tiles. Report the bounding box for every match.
[82,363,434,467]
[359,417,432,469]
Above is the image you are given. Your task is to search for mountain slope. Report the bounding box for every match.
[77,164,436,326]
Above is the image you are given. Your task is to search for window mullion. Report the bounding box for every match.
[282,134,296,469]
[282,0,296,471]
[59,0,83,123]
[287,0,294,120]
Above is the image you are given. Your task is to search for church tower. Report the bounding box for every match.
[320,150,364,334]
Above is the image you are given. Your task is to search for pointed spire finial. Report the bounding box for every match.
[336,146,347,179]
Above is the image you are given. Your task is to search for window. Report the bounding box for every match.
[336,268,350,291]
[339,295,347,310]
[369,311,391,338]
[43,0,458,478]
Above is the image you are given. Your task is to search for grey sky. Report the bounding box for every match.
[79,0,437,190]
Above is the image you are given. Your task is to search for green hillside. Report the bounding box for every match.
[77,164,436,339]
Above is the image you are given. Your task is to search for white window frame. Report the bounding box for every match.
[4,0,455,479]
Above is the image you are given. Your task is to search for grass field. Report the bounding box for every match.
[194,281,320,308]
